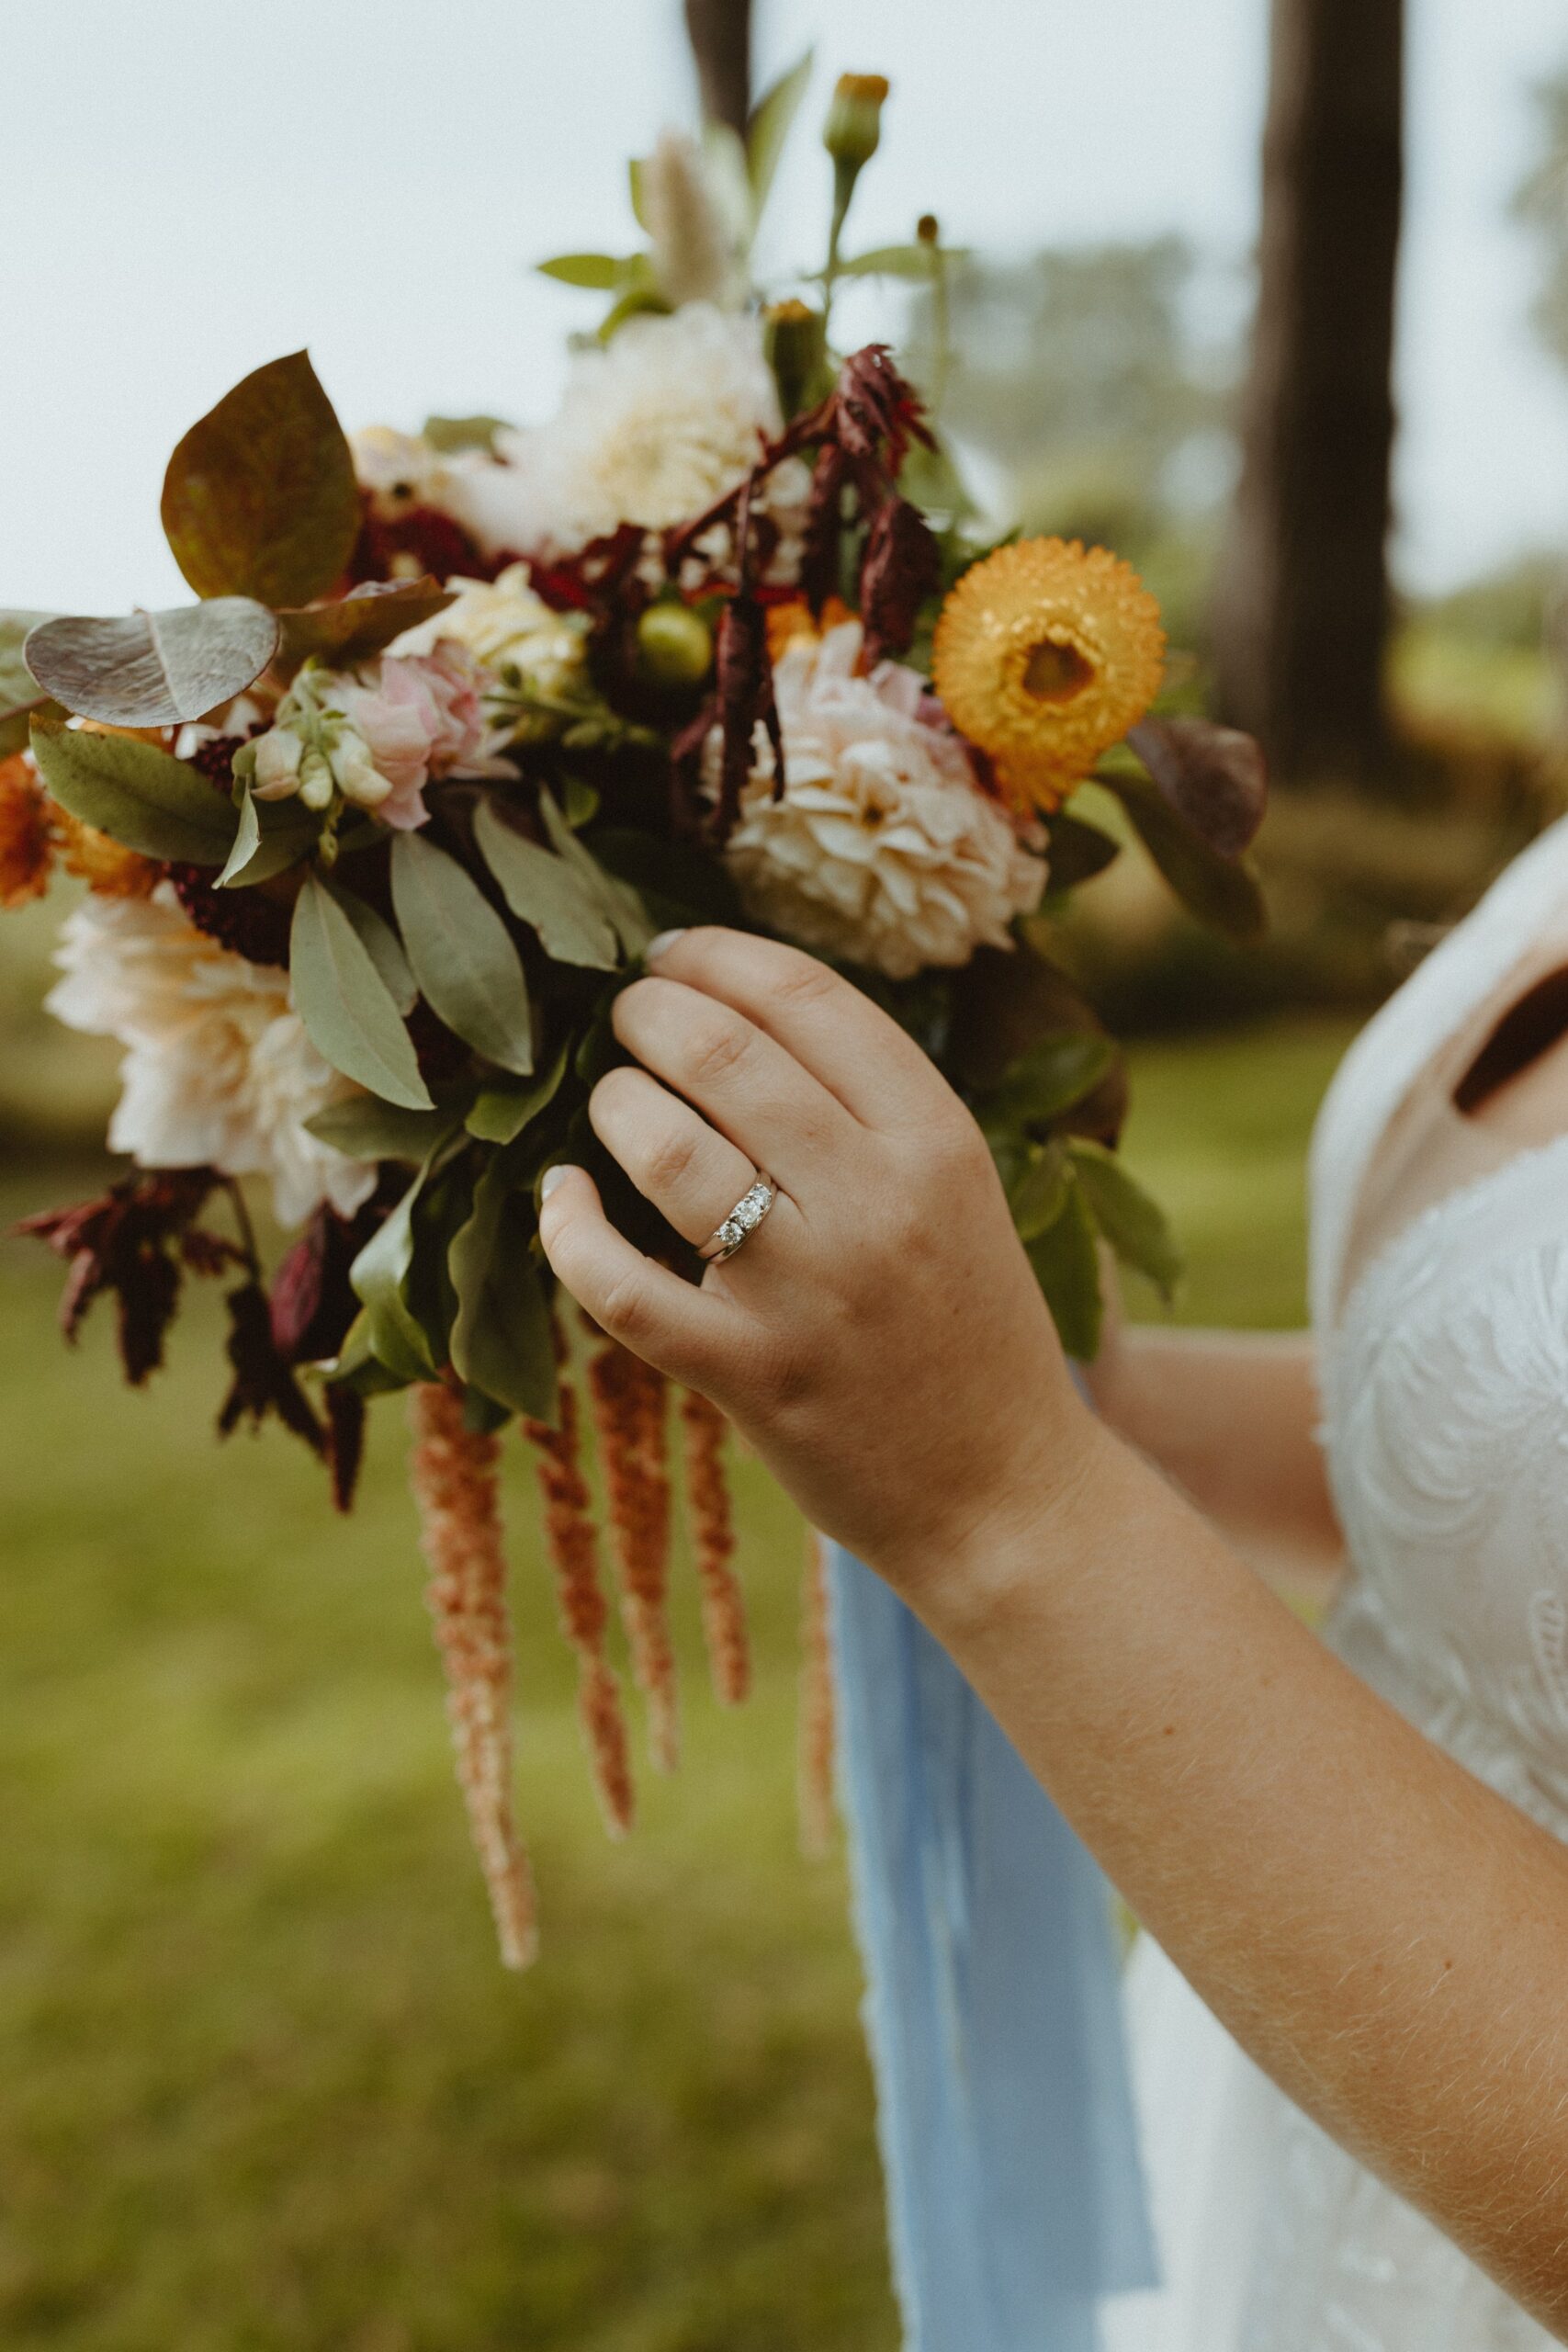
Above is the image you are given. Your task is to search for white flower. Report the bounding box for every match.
[446,304,782,560]
[641,130,747,310]
[394,563,590,701]
[351,425,484,520]
[718,622,1049,980]
[47,885,378,1228]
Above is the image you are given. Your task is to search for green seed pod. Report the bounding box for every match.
[636,603,715,690]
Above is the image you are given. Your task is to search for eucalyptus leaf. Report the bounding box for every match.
[1025,1175,1103,1361]
[746,49,814,211]
[537,252,624,289]
[307,1096,458,1162]
[24,599,279,728]
[275,578,455,673]
[1067,1140,1183,1303]
[29,716,237,864]
[349,1168,437,1381]
[448,1154,558,1421]
[323,879,417,1012]
[466,1044,570,1145]
[473,795,620,969]
[421,415,512,457]
[389,831,534,1075]
[218,786,318,888]
[161,351,361,607]
[289,872,433,1110]
[0,609,51,754]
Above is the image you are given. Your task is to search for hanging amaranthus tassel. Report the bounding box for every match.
[522,1357,636,1840]
[584,1324,680,1771]
[798,1529,838,1859]
[679,1388,750,1706]
[408,1383,537,1969]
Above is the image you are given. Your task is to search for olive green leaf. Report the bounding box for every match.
[289,871,433,1110]
[1042,808,1121,892]
[747,49,814,210]
[421,415,512,456]
[536,788,655,956]
[0,609,51,755]
[976,1032,1118,1139]
[216,780,318,888]
[1025,1173,1104,1360]
[466,1044,570,1146]
[472,794,621,969]
[321,879,416,1012]
[1008,1139,1070,1243]
[24,599,279,729]
[349,1165,438,1381]
[536,253,625,288]
[161,351,361,607]
[389,831,534,1075]
[448,1152,558,1422]
[29,713,237,863]
[306,1096,459,1163]
[1067,1139,1183,1303]
[275,577,455,675]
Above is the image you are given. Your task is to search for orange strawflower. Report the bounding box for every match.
[766,593,855,662]
[798,1530,837,1859]
[408,1383,537,1969]
[931,537,1166,810]
[53,808,160,899]
[0,754,55,909]
[679,1388,750,1707]
[522,1363,636,1839]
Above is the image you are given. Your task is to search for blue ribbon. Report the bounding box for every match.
[829,1546,1157,2350]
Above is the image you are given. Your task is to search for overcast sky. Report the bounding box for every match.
[2,0,1566,612]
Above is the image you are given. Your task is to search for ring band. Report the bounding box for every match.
[698,1174,777,1264]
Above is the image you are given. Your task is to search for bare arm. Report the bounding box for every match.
[538,927,1568,2335]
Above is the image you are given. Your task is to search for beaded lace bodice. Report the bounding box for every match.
[1237,816,1568,2349]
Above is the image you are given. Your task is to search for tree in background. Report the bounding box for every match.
[1515,67,1568,372]
[1211,0,1404,786]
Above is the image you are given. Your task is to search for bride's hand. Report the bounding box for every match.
[537,925,1101,1600]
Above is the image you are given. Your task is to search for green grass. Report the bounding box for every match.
[0,1016,1350,2349]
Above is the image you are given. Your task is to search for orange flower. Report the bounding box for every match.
[53,809,160,899]
[931,537,1166,810]
[0,754,55,909]
[765,593,854,662]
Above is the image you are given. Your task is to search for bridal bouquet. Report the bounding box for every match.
[0,67,1264,1963]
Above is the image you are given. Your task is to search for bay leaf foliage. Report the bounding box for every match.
[29,716,238,864]
[289,872,433,1112]
[389,831,536,1076]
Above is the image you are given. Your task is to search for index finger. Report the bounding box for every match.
[645,927,945,1131]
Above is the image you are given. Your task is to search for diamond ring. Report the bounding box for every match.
[698,1174,778,1264]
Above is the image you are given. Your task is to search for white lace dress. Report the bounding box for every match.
[1101,816,1568,2351]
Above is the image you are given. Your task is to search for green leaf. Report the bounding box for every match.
[1043,809,1122,892]
[421,414,512,456]
[536,252,624,289]
[306,1096,457,1162]
[537,789,655,956]
[1025,1175,1104,1361]
[24,599,279,729]
[389,831,534,1075]
[0,609,51,754]
[323,879,416,1012]
[837,243,937,281]
[466,1044,570,1146]
[289,871,433,1110]
[976,1032,1118,1137]
[1100,763,1267,943]
[746,49,814,211]
[1067,1140,1183,1304]
[588,825,743,929]
[349,1168,438,1381]
[563,774,600,829]
[1008,1140,1070,1243]
[276,578,455,675]
[472,794,620,969]
[29,715,238,864]
[448,1154,558,1421]
[161,351,360,607]
[215,781,318,888]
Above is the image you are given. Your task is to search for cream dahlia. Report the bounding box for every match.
[392,564,591,744]
[446,305,782,560]
[48,885,378,1227]
[717,622,1048,980]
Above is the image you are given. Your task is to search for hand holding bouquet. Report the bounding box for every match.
[0,70,1265,1962]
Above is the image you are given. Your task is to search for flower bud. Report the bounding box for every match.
[636,602,714,691]
[330,732,390,808]
[249,725,305,801]
[823,74,889,170]
[298,746,338,811]
[763,300,829,421]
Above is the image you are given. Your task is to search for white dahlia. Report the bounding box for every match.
[446,304,782,560]
[718,622,1049,980]
[48,885,378,1228]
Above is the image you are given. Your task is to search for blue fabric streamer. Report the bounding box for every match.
[829,1544,1157,2351]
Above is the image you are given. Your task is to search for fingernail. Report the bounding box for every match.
[645,928,686,966]
[539,1164,575,1201]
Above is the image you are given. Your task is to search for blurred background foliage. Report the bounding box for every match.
[6,0,1568,2341]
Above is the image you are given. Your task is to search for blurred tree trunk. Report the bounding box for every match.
[1212,0,1404,786]
[683,0,751,135]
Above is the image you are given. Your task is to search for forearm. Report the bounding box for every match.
[1089,1326,1342,1560]
[910,1430,1568,2335]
